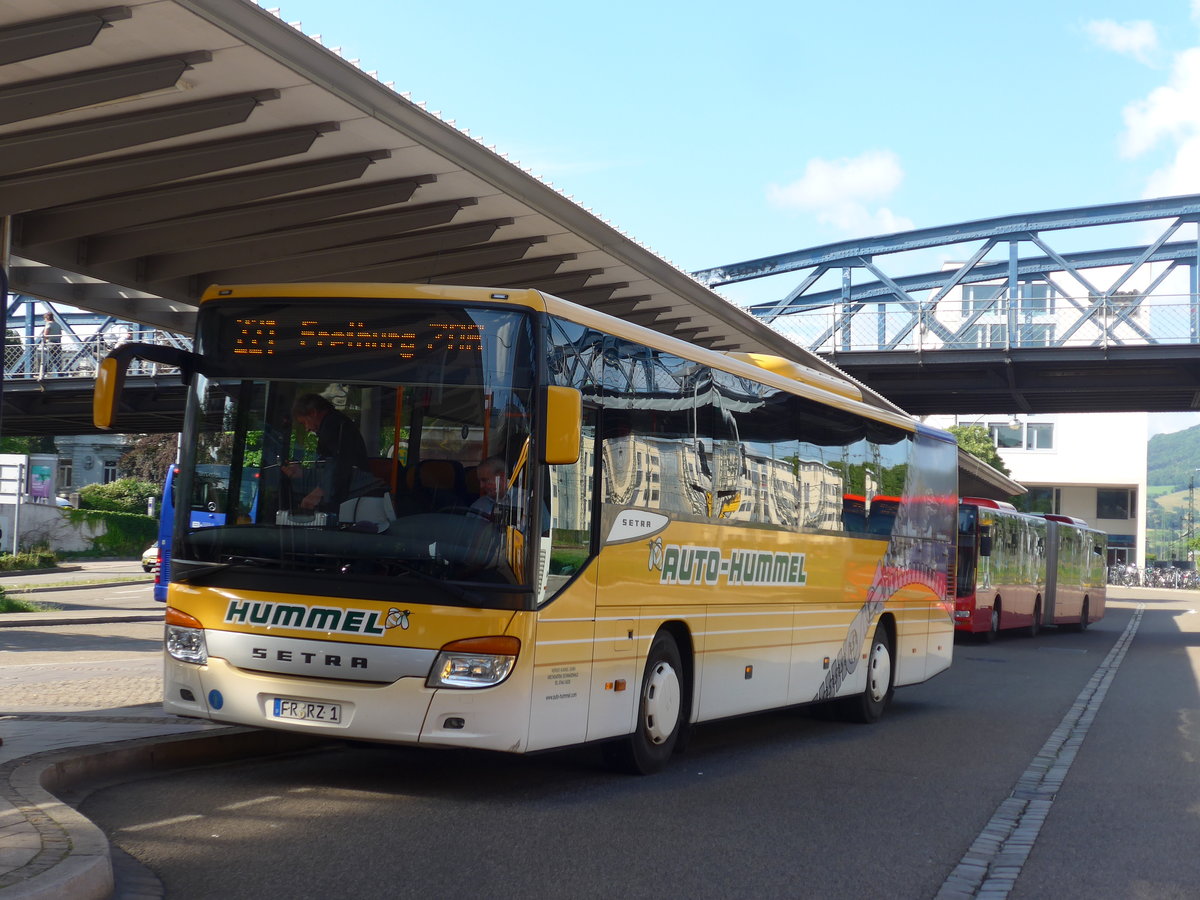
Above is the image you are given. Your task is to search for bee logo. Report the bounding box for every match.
[385,608,412,630]
[647,537,664,572]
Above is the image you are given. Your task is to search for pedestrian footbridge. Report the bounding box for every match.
[695,196,1200,415]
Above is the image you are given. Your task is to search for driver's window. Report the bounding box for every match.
[541,408,597,604]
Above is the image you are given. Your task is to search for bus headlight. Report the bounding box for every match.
[165,607,208,665]
[426,636,519,689]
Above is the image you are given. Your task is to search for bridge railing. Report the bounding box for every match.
[3,332,193,380]
[769,293,1200,354]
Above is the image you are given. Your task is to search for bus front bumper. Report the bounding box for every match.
[163,657,531,752]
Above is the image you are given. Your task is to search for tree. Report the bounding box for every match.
[118,434,178,483]
[0,435,55,454]
[948,424,1011,476]
[78,478,161,514]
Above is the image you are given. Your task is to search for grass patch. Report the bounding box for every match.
[2,575,153,593]
[0,595,59,613]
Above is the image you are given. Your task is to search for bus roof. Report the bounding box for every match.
[196,282,933,436]
[961,497,1017,510]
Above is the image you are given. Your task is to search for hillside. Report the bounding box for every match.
[1148,424,1200,490]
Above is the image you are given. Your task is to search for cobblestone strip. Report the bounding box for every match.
[936,605,1144,900]
[0,755,72,890]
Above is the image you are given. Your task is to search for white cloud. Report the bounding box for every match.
[767,150,913,236]
[1121,48,1200,157]
[1085,19,1159,64]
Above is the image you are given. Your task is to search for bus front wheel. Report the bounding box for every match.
[606,631,685,775]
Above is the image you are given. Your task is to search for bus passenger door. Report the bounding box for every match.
[526,410,599,752]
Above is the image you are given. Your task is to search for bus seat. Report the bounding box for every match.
[366,457,399,489]
[408,459,466,510]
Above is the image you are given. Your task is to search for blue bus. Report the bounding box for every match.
[154,464,258,601]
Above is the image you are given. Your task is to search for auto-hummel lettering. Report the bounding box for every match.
[223,600,401,636]
[650,542,808,587]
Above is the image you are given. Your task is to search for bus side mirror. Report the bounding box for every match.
[93,343,196,429]
[541,385,582,465]
[979,530,993,557]
[93,356,126,429]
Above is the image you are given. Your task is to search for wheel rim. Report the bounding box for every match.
[866,639,892,703]
[990,608,1000,634]
[642,660,682,745]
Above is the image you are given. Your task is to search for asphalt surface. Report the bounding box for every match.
[1,571,1197,899]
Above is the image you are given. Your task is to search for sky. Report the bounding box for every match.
[265,0,1200,433]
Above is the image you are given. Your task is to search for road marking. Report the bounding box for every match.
[120,814,203,832]
[936,605,1144,899]
[218,795,282,811]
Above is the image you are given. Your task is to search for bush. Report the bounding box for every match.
[78,478,160,514]
[0,549,57,571]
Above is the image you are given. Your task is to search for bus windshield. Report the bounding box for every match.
[172,299,537,607]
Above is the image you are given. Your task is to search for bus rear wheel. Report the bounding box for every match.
[841,623,894,724]
[605,631,684,775]
[1072,599,1090,633]
[1028,600,1042,638]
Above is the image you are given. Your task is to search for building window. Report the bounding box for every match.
[1018,486,1058,515]
[57,460,73,489]
[961,285,1001,316]
[1017,283,1053,315]
[102,460,118,484]
[989,422,1022,449]
[1025,423,1053,450]
[1097,489,1134,520]
[988,421,1053,450]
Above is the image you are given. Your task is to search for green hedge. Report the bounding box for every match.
[63,508,156,556]
[0,549,57,571]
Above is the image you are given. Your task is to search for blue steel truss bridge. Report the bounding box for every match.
[694,196,1200,416]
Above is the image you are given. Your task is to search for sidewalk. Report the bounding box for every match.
[0,560,320,899]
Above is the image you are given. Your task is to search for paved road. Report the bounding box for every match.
[67,596,1200,900]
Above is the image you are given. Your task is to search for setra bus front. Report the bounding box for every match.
[95,283,579,751]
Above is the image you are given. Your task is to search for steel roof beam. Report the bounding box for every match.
[132,202,479,281]
[588,296,667,316]
[0,122,339,215]
[18,150,390,244]
[435,253,576,288]
[0,52,213,126]
[554,283,629,304]
[0,7,132,66]
[188,219,518,285]
[82,177,440,262]
[0,90,280,173]
[526,269,604,294]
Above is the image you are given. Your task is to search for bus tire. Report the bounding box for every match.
[1028,600,1042,638]
[1074,599,1090,633]
[842,622,894,724]
[982,602,1001,643]
[606,631,684,775]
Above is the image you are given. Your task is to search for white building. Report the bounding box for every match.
[928,412,1146,566]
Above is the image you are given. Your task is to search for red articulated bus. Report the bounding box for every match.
[955,498,1107,640]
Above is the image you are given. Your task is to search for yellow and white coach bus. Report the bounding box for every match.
[95,283,959,773]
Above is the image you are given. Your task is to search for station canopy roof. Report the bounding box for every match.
[0,2,877,390]
[0,1,1021,497]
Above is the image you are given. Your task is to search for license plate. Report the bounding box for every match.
[271,697,342,723]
